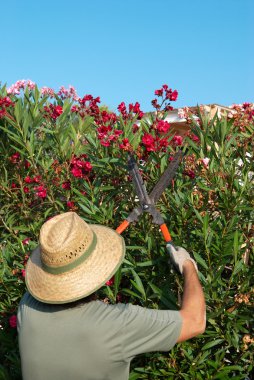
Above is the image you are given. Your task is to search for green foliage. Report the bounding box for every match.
[0,86,253,379]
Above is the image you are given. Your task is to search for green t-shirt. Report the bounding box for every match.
[18,292,182,380]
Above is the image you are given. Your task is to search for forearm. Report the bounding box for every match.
[180,261,206,330]
[166,244,206,341]
[181,260,205,321]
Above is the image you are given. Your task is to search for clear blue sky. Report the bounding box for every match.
[1,0,253,112]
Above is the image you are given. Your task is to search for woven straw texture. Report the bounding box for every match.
[25,213,125,304]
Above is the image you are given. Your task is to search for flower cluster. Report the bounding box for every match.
[57,85,79,101]
[151,84,178,111]
[44,104,63,120]
[70,155,93,178]
[7,79,35,95]
[117,101,144,120]
[229,103,254,132]
[40,86,55,98]
[71,94,101,119]
[0,96,14,118]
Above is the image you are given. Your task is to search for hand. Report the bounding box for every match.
[166,243,198,274]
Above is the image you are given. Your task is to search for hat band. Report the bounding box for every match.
[41,231,98,275]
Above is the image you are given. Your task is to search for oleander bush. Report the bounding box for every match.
[0,81,253,379]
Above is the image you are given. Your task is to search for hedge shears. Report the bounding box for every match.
[116,151,182,243]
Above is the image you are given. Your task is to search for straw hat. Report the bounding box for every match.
[25,212,125,304]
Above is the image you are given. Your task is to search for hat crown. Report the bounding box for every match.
[40,212,93,268]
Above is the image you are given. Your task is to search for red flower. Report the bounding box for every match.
[157,120,170,133]
[33,175,41,183]
[11,183,18,189]
[119,138,131,151]
[158,137,169,148]
[62,181,71,190]
[71,167,83,178]
[23,186,29,193]
[54,105,63,118]
[105,276,115,286]
[22,238,31,245]
[21,269,26,278]
[9,152,20,164]
[44,104,63,120]
[100,139,111,147]
[184,170,195,179]
[9,315,17,328]
[118,102,127,114]
[71,105,79,113]
[34,185,47,198]
[151,99,160,109]
[24,160,31,169]
[83,161,92,172]
[0,96,14,118]
[190,134,200,143]
[169,90,178,101]
[142,133,155,146]
[114,129,123,137]
[172,135,183,146]
[155,88,163,97]
[24,176,33,183]
[67,201,75,208]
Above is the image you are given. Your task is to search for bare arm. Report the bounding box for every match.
[166,244,206,342]
[177,260,206,342]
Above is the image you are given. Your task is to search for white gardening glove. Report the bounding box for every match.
[166,243,198,274]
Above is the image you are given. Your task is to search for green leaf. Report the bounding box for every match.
[201,338,224,350]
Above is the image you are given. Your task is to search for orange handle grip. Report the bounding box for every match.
[160,223,172,242]
[116,220,130,235]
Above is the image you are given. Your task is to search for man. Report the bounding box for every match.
[18,212,206,380]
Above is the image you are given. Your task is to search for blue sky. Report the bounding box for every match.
[1,0,253,112]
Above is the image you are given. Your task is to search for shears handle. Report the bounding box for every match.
[160,223,173,243]
[116,220,130,234]
[116,220,173,245]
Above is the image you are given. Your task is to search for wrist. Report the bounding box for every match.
[182,259,197,274]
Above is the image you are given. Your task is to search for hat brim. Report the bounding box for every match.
[25,225,125,304]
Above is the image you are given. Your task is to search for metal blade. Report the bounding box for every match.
[126,151,182,223]
[149,150,182,203]
[128,154,151,206]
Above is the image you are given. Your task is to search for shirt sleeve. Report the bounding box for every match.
[121,304,182,359]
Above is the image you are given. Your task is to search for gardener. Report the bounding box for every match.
[18,211,206,380]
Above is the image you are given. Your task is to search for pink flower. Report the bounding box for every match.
[9,315,17,328]
[202,157,210,168]
[172,135,183,146]
[7,79,35,95]
[21,269,26,278]
[41,87,55,98]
